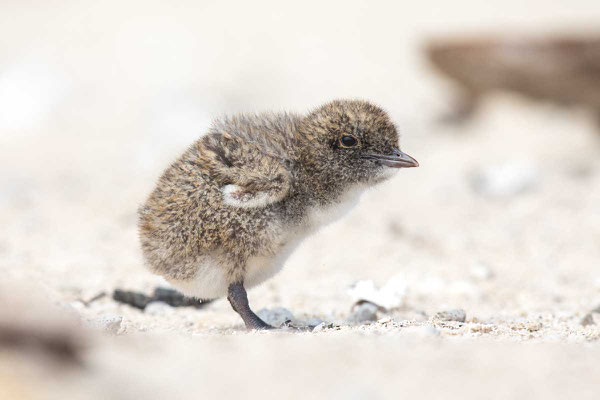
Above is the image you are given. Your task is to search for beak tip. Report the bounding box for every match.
[362,150,420,168]
[402,153,419,168]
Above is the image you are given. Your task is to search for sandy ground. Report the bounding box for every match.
[2,1,600,399]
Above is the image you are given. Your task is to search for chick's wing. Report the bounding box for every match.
[197,131,293,208]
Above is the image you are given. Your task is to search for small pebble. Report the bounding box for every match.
[305,317,324,327]
[257,307,296,327]
[345,302,378,325]
[144,301,174,316]
[312,322,337,332]
[509,321,543,332]
[433,309,466,323]
[581,313,596,327]
[347,275,407,310]
[468,323,495,334]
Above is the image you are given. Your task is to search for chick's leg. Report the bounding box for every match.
[227,282,273,330]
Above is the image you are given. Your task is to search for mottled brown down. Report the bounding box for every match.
[138,100,411,297]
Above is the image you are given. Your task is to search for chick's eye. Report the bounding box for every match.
[340,135,358,148]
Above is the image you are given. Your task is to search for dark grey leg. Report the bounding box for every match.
[227,282,274,330]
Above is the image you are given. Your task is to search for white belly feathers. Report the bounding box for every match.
[168,184,370,299]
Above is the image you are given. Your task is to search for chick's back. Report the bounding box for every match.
[137,113,299,281]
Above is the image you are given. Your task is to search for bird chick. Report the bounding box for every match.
[138,100,418,329]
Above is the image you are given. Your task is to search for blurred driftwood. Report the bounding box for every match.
[113,287,212,310]
[425,35,600,125]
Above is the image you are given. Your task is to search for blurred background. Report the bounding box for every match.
[2,1,600,399]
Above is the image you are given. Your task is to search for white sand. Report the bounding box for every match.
[1,1,600,399]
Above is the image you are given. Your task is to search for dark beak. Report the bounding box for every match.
[361,148,419,168]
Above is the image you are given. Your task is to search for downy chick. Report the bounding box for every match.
[138,99,419,329]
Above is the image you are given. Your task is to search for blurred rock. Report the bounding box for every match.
[257,307,296,327]
[434,309,467,323]
[470,162,538,198]
[345,302,379,325]
[0,283,86,366]
[347,275,408,311]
